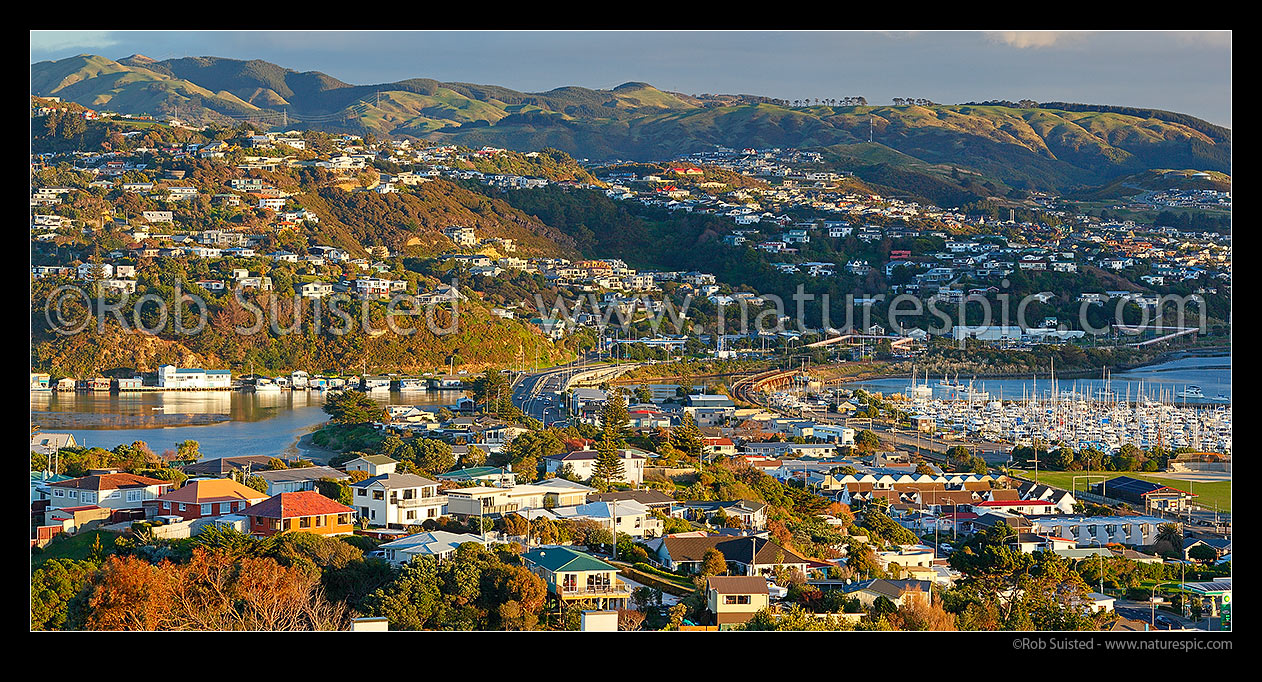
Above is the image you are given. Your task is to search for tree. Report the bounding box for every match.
[267,457,289,471]
[670,412,704,460]
[700,548,727,578]
[889,590,956,631]
[243,475,268,494]
[1155,523,1183,550]
[1187,543,1218,564]
[175,440,200,461]
[600,390,630,445]
[590,425,626,488]
[410,439,455,475]
[323,391,383,425]
[618,608,647,631]
[31,558,98,630]
[462,444,487,468]
[361,557,443,630]
[634,384,654,404]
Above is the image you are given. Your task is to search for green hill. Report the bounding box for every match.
[32,54,1232,202]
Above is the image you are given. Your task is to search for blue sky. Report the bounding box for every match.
[30,30,1232,126]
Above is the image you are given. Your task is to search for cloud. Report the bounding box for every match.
[986,31,1091,49]
[30,30,120,55]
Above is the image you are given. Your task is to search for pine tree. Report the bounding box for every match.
[591,425,625,489]
[600,390,630,447]
[671,412,704,461]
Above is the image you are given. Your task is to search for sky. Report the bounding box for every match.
[30,30,1232,126]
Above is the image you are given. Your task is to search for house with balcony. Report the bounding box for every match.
[521,547,631,610]
[445,482,588,519]
[350,473,447,529]
[241,491,356,538]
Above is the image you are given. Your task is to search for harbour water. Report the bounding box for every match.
[30,389,459,460]
[850,353,1231,404]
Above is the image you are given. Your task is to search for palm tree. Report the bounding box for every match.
[1156,523,1183,548]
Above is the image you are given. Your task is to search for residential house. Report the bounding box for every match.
[255,466,351,495]
[46,472,172,513]
[350,473,447,529]
[706,576,771,628]
[521,547,631,610]
[378,530,485,566]
[241,491,356,538]
[148,479,268,521]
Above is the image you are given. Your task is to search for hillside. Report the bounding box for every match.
[32,54,1231,202]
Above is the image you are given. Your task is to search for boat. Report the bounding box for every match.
[1176,386,1205,400]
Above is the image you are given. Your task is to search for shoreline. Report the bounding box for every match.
[289,430,340,465]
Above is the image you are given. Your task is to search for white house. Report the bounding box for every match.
[350,473,447,529]
[542,449,647,486]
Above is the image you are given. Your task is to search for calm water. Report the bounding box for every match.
[850,352,1232,402]
[31,390,460,460]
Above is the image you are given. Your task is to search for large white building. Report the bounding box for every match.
[156,365,232,389]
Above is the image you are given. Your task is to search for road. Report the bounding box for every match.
[1113,599,1220,631]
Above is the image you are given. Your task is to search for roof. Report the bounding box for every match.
[380,530,482,556]
[545,449,646,462]
[240,491,355,519]
[707,576,770,595]
[438,466,512,480]
[348,454,398,466]
[183,455,276,476]
[49,473,170,491]
[588,489,676,507]
[350,472,438,489]
[522,546,616,573]
[660,535,808,566]
[155,479,269,504]
[850,579,932,599]
[256,466,349,483]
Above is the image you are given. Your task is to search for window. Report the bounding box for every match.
[427,508,437,518]
[127,490,142,503]
[562,574,577,592]
[373,490,384,500]
[162,502,170,511]
[299,517,311,528]
[356,488,366,497]
[406,511,416,520]
[724,595,752,605]
[82,492,95,504]
[201,504,212,515]
[108,490,121,499]
[54,489,65,498]
[67,491,78,500]
[178,504,186,512]
[315,515,325,527]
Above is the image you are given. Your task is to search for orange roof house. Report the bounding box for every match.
[240,491,356,537]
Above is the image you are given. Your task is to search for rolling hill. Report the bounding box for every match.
[32,54,1231,203]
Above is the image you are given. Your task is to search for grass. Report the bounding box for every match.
[1008,470,1231,512]
[33,529,118,566]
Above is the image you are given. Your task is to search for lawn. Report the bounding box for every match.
[33,529,118,566]
[1008,470,1231,512]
